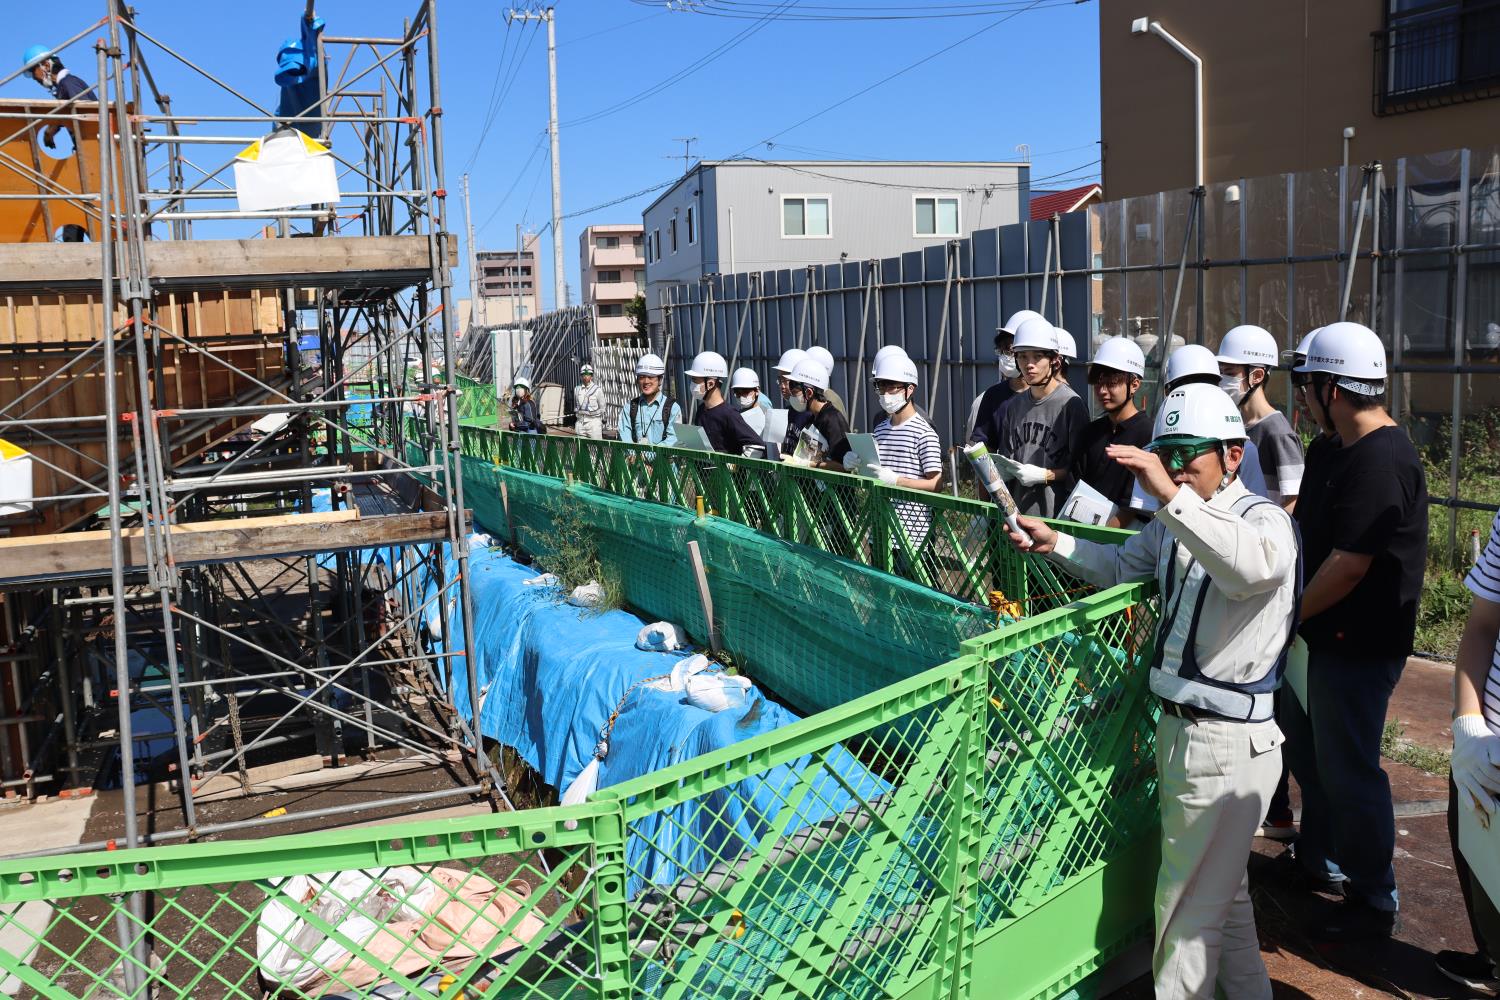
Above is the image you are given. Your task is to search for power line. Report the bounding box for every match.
[557,9,669,45]
[462,18,544,174]
[729,155,1101,191]
[475,132,549,235]
[629,0,1082,19]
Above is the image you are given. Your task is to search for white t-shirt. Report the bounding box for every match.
[1463,510,1500,736]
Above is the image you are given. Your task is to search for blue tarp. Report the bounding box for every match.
[275,15,325,136]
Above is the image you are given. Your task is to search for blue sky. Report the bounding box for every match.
[8,1,1101,310]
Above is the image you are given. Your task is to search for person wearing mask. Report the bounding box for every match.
[774,348,814,455]
[1217,326,1304,512]
[1072,336,1152,526]
[981,318,1088,517]
[573,363,605,440]
[783,356,851,469]
[867,345,932,429]
[508,377,541,434]
[867,351,942,546]
[617,353,682,446]
[967,309,1041,442]
[686,351,764,456]
[804,345,849,419]
[729,368,768,437]
[1008,383,1298,1000]
[1433,506,1500,995]
[1281,321,1428,941]
[22,45,95,150]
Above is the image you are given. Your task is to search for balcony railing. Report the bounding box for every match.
[589,244,644,268]
[1373,0,1500,115]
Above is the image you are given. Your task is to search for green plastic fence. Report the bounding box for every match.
[0,584,1158,1000]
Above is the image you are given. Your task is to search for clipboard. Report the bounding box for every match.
[671,423,714,452]
[845,432,883,477]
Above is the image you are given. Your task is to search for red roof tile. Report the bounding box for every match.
[1029,183,1103,221]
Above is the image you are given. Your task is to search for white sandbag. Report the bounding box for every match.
[567,581,605,608]
[522,572,559,587]
[560,757,601,831]
[685,672,753,713]
[636,621,690,652]
[668,653,714,691]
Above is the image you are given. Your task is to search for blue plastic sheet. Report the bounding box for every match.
[274,15,325,136]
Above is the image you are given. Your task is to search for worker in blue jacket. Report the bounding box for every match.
[22,45,94,150]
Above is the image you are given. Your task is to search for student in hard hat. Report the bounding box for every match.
[508,377,541,434]
[868,351,943,543]
[804,345,849,419]
[618,353,682,446]
[686,351,763,456]
[773,348,814,454]
[1282,321,1427,942]
[865,345,932,430]
[1008,383,1298,999]
[1072,336,1152,525]
[573,363,606,439]
[1218,326,1304,512]
[1434,506,1500,995]
[783,356,851,469]
[1054,328,1078,377]
[729,368,768,437]
[966,309,1040,442]
[22,45,94,150]
[978,317,1088,517]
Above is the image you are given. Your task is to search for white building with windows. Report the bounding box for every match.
[641,159,1029,338]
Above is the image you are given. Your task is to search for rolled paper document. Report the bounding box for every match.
[963,441,1032,549]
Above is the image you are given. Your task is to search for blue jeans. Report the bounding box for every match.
[1278,646,1404,912]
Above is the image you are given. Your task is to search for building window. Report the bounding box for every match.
[670,218,679,254]
[781,195,831,238]
[687,205,696,245]
[598,235,620,249]
[914,196,960,237]
[652,229,661,261]
[598,270,622,284]
[1374,0,1500,115]
[635,270,646,293]
[598,303,625,318]
[632,234,645,249]
[1092,252,1105,281]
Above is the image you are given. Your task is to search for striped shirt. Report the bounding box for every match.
[1464,511,1500,736]
[873,413,943,544]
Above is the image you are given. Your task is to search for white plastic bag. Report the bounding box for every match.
[567,581,605,608]
[685,672,753,713]
[522,572,559,587]
[636,621,690,652]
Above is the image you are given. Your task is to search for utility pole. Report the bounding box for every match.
[462,173,478,326]
[506,6,565,312]
[666,136,699,174]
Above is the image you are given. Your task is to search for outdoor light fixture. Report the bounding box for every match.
[1130,16,1204,188]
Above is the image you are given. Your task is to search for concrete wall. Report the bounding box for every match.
[1099,0,1500,199]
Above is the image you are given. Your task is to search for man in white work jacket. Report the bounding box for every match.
[573,363,605,439]
[1010,383,1298,1000]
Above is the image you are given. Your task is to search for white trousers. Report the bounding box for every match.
[1153,713,1283,1000]
[576,417,603,439]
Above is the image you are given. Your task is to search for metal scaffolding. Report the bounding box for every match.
[0,0,505,855]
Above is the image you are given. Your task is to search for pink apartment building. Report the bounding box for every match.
[579,223,645,339]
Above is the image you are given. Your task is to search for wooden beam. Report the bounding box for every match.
[0,508,455,586]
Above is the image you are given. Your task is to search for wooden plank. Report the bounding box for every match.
[0,508,456,585]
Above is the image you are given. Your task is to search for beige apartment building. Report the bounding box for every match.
[1099,0,1499,198]
[579,224,645,339]
[470,248,541,328]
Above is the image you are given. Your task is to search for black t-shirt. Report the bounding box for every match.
[1296,425,1428,655]
[969,381,1018,446]
[1072,410,1153,511]
[695,400,764,454]
[811,402,852,464]
[783,407,815,454]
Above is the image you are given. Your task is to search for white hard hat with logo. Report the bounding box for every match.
[730,367,760,390]
[805,345,836,373]
[787,357,830,390]
[871,351,919,385]
[1216,325,1280,368]
[1150,383,1246,444]
[1294,321,1387,394]
[1284,326,1322,367]
[635,353,667,376]
[1010,317,1059,353]
[1089,336,1146,378]
[999,309,1044,337]
[579,363,595,375]
[773,348,807,375]
[1164,343,1219,386]
[1054,329,1078,359]
[685,350,729,379]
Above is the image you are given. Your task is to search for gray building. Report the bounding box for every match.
[641,159,1030,337]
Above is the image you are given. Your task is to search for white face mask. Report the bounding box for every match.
[879,391,907,415]
[788,393,807,413]
[733,393,756,411]
[1218,374,1247,405]
[998,354,1021,380]
[690,381,707,400]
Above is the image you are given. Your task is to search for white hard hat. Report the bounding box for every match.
[1010,317,1059,353]
[871,351,919,385]
[1089,336,1146,377]
[1164,343,1219,386]
[873,344,910,368]
[1150,383,1246,444]
[1216,325,1279,368]
[685,350,729,379]
[730,367,760,390]
[787,357,830,390]
[1054,329,1078,359]
[999,309,1044,337]
[579,363,595,375]
[635,353,666,376]
[513,375,532,390]
[773,348,807,375]
[805,345,835,373]
[1295,321,1387,393]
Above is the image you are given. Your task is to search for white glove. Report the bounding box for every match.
[841,450,860,472]
[1013,462,1050,487]
[866,464,899,486]
[1453,714,1500,827]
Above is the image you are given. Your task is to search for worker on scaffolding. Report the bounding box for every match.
[573,363,605,440]
[729,367,768,437]
[685,351,763,456]
[1008,383,1299,999]
[22,45,94,150]
[508,377,541,434]
[618,353,681,446]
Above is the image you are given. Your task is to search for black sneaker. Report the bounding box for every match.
[1308,898,1399,942]
[1265,845,1347,897]
[1434,950,1500,997]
